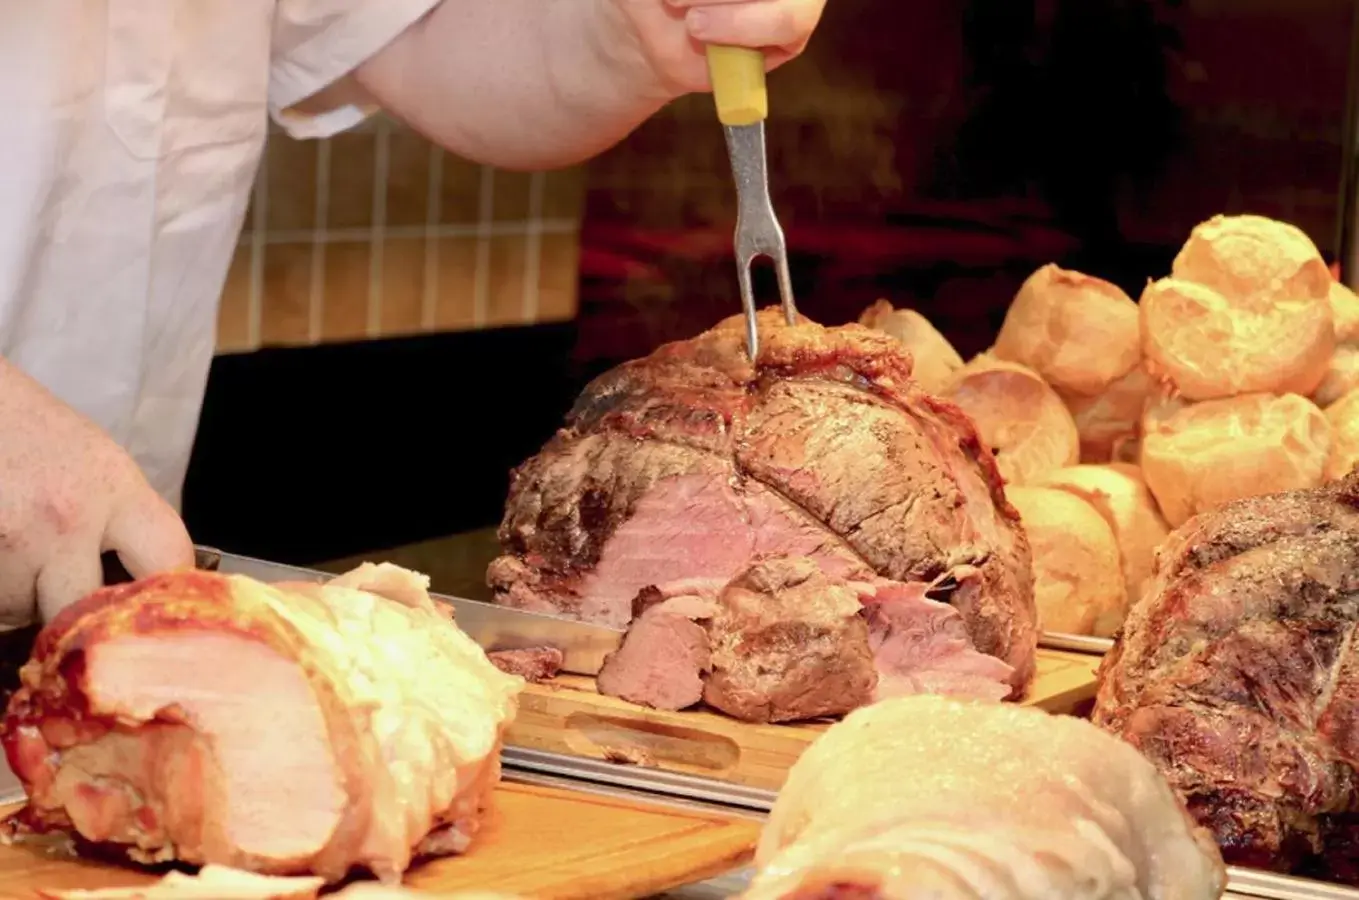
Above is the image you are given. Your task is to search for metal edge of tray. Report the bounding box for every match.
[1225,869,1359,900]
[501,746,778,814]
[1039,631,1114,655]
[659,871,1278,900]
[3,730,1356,898]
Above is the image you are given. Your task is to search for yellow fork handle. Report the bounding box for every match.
[705,45,767,127]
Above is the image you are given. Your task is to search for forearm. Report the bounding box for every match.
[356,0,672,171]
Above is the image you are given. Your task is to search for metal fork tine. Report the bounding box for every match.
[773,250,796,325]
[737,257,760,361]
[720,120,797,362]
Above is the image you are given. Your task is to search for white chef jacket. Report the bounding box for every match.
[0,0,441,511]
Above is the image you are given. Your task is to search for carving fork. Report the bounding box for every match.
[706,45,798,360]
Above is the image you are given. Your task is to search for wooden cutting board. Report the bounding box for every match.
[506,648,1101,792]
[0,780,761,900]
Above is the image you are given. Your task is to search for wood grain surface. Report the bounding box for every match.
[0,780,760,900]
[505,648,1102,792]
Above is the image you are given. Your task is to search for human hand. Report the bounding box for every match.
[0,362,194,627]
[612,0,826,97]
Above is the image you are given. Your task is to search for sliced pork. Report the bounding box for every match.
[1,563,522,884]
[1092,470,1359,883]
[862,569,1015,702]
[741,695,1226,900]
[491,309,1037,716]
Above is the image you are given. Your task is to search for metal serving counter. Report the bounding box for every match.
[0,749,1350,900]
[0,551,1354,899]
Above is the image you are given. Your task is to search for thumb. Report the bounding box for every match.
[103,490,195,579]
[36,544,103,623]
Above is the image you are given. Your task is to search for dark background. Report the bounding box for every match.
[182,0,1359,565]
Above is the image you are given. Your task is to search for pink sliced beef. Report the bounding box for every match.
[594,557,1017,723]
[595,589,717,710]
[862,571,1015,703]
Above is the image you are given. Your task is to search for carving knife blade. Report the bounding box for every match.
[207,548,624,676]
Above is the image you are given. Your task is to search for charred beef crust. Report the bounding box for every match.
[703,557,877,723]
[486,647,564,683]
[1092,470,1359,882]
[490,310,1036,688]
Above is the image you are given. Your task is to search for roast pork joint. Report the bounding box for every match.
[1,563,523,884]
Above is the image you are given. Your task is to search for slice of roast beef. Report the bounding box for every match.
[1092,470,1359,883]
[595,589,717,710]
[491,310,1037,709]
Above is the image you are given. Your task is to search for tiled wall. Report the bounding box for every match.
[216,115,586,354]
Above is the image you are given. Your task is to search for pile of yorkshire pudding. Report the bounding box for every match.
[860,213,1358,639]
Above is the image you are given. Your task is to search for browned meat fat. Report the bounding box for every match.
[704,558,876,723]
[1,564,522,884]
[1092,469,1359,883]
[490,309,1037,719]
[487,647,564,683]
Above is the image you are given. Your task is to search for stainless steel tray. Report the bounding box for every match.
[1,552,1351,900]
[5,747,1355,900]
[675,866,1275,900]
[202,554,1359,899]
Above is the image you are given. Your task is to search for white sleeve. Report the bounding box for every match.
[268,0,444,140]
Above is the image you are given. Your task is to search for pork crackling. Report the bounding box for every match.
[741,695,1227,900]
[1,562,523,884]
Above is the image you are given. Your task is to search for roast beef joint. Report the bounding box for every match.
[1093,470,1359,885]
[489,310,1039,722]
